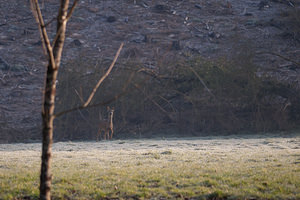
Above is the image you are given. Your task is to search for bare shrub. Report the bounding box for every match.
[54,48,300,139]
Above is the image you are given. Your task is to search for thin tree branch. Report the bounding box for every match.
[133,83,174,121]
[30,0,56,69]
[51,25,63,48]
[0,17,33,27]
[83,42,124,107]
[258,51,300,67]
[172,89,196,107]
[77,109,94,128]
[158,95,176,113]
[51,0,78,48]
[30,5,47,55]
[54,89,127,118]
[188,66,215,98]
[74,87,84,104]
[54,67,151,118]
[44,17,56,27]
[119,66,159,77]
[66,0,79,20]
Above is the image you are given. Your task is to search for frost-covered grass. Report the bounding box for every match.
[0,134,300,199]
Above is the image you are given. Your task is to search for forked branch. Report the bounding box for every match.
[67,0,79,20]
[52,0,79,48]
[54,67,152,118]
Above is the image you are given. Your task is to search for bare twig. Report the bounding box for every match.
[44,17,56,27]
[258,51,300,67]
[51,0,78,49]
[54,90,127,118]
[158,95,176,113]
[0,17,33,27]
[133,83,174,121]
[54,67,151,118]
[83,42,124,107]
[67,0,79,20]
[188,66,215,98]
[77,109,94,128]
[119,66,159,78]
[288,1,295,7]
[74,87,84,104]
[30,0,56,69]
[172,89,196,106]
[51,24,63,48]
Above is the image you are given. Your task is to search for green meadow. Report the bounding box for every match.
[1,134,299,199]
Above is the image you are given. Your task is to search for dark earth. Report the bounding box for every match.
[0,0,299,142]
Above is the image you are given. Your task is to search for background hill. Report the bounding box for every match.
[0,0,299,142]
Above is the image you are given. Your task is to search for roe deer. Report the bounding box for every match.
[97,107,114,141]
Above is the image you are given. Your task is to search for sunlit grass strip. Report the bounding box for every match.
[0,137,299,199]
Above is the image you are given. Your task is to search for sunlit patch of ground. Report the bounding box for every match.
[0,133,299,199]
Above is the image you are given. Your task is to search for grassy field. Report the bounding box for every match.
[0,134,299,199]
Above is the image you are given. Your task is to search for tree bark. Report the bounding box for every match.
[40,67,58,200]
[39,1,70,199]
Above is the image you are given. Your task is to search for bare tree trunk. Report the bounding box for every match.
[37,1,73,199]
[40,67,60,199]
[40,70,56,199]
[31,0,123,198]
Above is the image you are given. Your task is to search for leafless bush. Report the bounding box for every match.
[54,47,300,140]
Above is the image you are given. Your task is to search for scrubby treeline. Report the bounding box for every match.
[53,49,300,141]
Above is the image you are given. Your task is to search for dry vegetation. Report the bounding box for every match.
[1,134,299,199]
[1,0,300,143]
[54,49,300,140]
